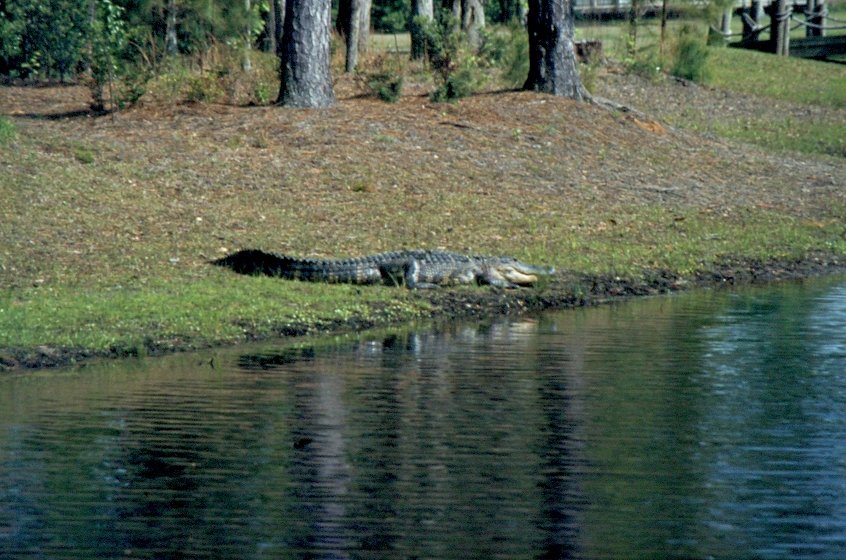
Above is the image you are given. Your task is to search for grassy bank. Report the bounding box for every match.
[1,45,845,370]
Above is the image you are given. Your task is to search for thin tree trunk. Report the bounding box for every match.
[275,0,285,58]
[345,0,361,72]
[166,0,178,55]
[243,0,253,71]
[358,0,371,53]
[517,1,527,24]
[411,0,434,60]
[524,0,587,100]
[264,0,276,52]
[277,0,335,107]
[461,0,485,47]
[446,0,461,21]
[336,0,351,37]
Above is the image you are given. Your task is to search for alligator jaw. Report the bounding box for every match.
[496,262,555,287]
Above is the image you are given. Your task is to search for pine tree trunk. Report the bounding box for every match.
[165,0,178,55]
[243,0,253,71]
[336,0,351,37]
[524,0,587,100]
[264,1,276,52]
[358,0,371,53]
[275,0,286,58]
[345,0,361,72]
[264,0,282,52]
[277,0,335,107]
[411,0,434,60]
[461,0,485,47]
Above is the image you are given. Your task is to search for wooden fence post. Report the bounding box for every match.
[809,0,826,37]
[771,0,791,56]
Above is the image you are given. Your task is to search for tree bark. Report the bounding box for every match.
[243,0,253,71]
[264,0,284,53]
[165,0,178,55]
[411,0,434,60]
[345,0,361,72]
[264,0,276,52]
[336,0,351,37]
[461,0,485,47]
[274,0,286,58]
[358,0,371,53]
[444,0,461,21]
[524,0,587,100]
[277,0,335,108]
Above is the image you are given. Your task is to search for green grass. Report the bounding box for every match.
[0,275,425,354]
[0,117,15,144]
[711,113,846,157]
[707,47,846,109]
[522,206,846,277]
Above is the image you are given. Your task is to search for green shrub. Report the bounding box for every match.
[185,73,225,103]
[359,54,405,102]
[672,26,710,83]
[370,71,404,102]
[421,12,485,102]
[431,57,483,102]
[497,23,529,88]
[253,81,273,104]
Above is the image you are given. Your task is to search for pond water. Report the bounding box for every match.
[3,277,846,559]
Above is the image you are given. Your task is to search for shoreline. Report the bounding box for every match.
[3,253,844,372]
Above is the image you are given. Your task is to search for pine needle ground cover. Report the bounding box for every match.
[1,59,845,369]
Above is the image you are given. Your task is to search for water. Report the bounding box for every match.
[3,278,846,559]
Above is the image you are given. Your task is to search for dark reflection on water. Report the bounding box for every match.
[3,278,846,559]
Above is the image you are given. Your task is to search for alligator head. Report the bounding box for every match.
[485,257,555,287]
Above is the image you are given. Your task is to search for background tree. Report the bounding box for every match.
[523,0,587,100]
[0,0,88,80]
[277,0,334,107]
[372,0,407,33]
[165,0,178,54]
[460,0,485,47]
[358,0,371,53]
[337,0,370,57]
[344,0,362,72]
[262,0,285,54]
[410,0,434,60]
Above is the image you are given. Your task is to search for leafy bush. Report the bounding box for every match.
[420,12,485,102]
[88,0,129,111]
[370,71,404,102]
[0,0,88,80]
[431,56,483,102]
[139,45,276,105]
[672,26,710,83]
[496,23,529,89]
[358,54,405,102]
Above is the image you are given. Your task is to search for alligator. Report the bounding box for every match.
[212,249,554,289]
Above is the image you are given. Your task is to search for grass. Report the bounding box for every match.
[0,276,423,354]
[707,47,846,109]
[0,116,15,144]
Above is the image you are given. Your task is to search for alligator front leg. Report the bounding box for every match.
[402,258,441,289]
